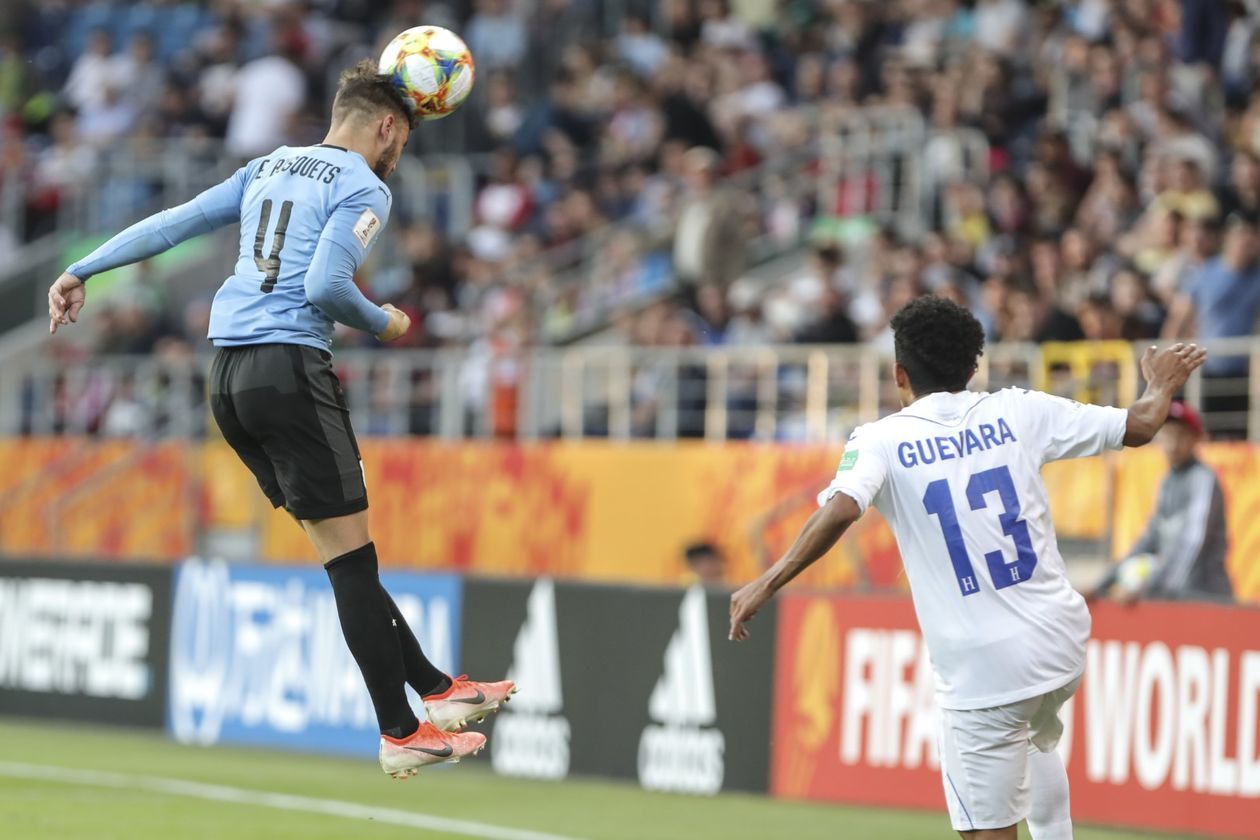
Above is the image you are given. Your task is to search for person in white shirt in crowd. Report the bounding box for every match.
[225,27,307,158]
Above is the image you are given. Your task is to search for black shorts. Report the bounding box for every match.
[209,343,367,520]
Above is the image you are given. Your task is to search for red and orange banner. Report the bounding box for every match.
[771,593,1260,838]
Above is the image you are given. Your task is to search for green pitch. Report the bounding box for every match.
[0,720,1184,839]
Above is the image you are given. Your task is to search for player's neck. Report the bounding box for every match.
[904,388,964,407]
[321,127,375,168]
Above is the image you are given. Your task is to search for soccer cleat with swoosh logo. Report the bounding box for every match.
[379,721,487,779]
[424,674,518,732]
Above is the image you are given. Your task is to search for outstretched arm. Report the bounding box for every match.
[1124,343,1208,446]
[48,165,251,333]
[729,492,862,641]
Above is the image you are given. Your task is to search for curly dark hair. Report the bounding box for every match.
[890,296,985,395]
[331,59,414,128]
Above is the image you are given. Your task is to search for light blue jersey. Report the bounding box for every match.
[67,143,392,352]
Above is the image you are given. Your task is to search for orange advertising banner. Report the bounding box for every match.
[255,441,885,589]
[0,438,195,560]
[2,438,1257,601]
[771,593,1260,838]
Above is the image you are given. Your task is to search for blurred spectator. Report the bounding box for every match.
[673,147,745,289]
[683,540,726,586]
[791,246,858,344]
[111,32,165,122]
[1150,214,1217,303]
[26,112,95,238]
[617,15,668,80]
[0,34,26,115]
[1164,212,1260,435]
[226,28,306,158]
[466,0,527,72]
[62,28,114,112]
[1090,402,1232,603]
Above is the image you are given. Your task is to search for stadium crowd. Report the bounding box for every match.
[6,1,1260,436]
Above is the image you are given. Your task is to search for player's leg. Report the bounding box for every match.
[209,349,287,511]
[220,344,483,775]
[380,586,450,696]
[939,699,1041,840]
[1025,678,1080,840]
[379,581,517,730]
[303,512,415,737]
[1026,746,1072,840]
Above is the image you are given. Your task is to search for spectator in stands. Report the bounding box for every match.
[617,14,668,80]
[1164,212,1260,436]
[791,246,859,345]
[26,112,94,238]
[0,34,26,116]
[194,16,245,138]
[1150,214,1218,303]
[225,26,306,158]
[62,28,113,112]
[683,540,726,586]
[466,0,527,72]
[1219,150,1260,218]
[111,31,165,124]
[1090,401,1232,603]
[77,81,138,145]
[673,146,746,291]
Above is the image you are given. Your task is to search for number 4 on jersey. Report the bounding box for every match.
[253,199,294,293]
[923,465,1039,597]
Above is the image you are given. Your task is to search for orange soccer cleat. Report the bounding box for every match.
[378,721,486,779]
[423,674,518,732]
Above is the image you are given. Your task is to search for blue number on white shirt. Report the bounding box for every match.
[922,465,1038,597]
[922,478,979,596]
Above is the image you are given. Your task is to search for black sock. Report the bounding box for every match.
[381,586,451,697]
[325,542,418,738]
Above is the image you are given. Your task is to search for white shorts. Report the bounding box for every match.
[939,677,1079,832]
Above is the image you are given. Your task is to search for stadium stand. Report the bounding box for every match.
[3,0,1260,439]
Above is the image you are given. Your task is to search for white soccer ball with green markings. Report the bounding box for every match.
[378,26,475,121]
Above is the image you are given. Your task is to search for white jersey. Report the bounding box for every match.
[820,388,1128,710]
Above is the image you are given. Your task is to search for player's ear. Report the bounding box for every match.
[893,362,909,390]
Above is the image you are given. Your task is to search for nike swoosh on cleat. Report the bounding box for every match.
[450,690,487,705]
[404,745,453,758]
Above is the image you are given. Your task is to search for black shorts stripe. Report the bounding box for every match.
[210,343,367,520]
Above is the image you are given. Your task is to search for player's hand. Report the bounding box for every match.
[1115,588,1141,608]
[48,272,86,335]
[729,577,774,642]
[376,303,411,342]
[1141,342,1207,393]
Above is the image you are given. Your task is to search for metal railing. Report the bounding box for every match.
[5,338,1257,442]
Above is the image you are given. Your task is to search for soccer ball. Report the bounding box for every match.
[378,26,475,122]
[1115,553,1154,595]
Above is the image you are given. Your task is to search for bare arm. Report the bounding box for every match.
[729,492,862,641]
[1124,342,1208,446]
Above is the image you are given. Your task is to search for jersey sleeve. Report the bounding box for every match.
[817,424,889,514]
[1012,389,1128,463]
[302,181,391,335]
[325,179,391,262]
[67,161,255,281]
